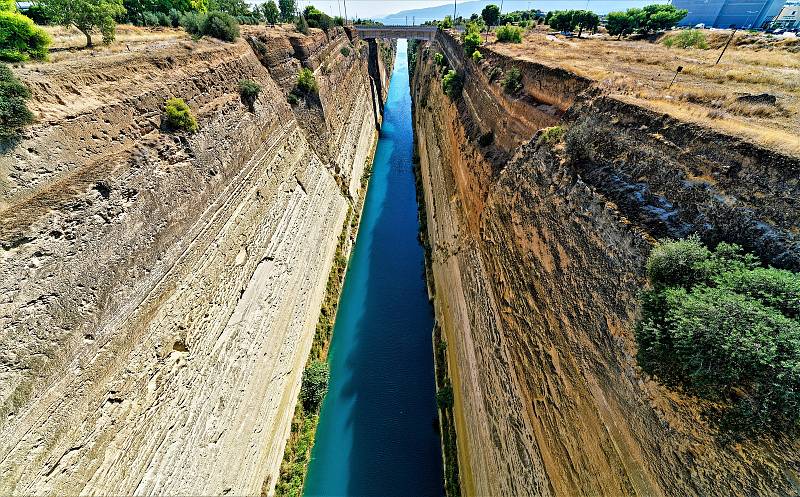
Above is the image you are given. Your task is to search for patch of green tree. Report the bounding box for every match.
[39,0,125,47]
[605,4,687,39]
[0,1,51,62]
[481,4,500,28]
[278,0,295,21]
[302,5,333,31]
[637,236,800,433]
[546,9,599,37]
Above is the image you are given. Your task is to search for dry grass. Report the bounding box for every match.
[44,24,186,52]
[487,27,800,156]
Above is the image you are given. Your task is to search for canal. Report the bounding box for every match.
[303,40,444,497]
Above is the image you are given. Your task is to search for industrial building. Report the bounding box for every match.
[672,0,786,28]
[771,0,799,28]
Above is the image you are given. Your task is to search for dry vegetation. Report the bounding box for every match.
[43,24,187,55]
[488,27,800,155]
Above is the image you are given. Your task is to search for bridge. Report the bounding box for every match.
[353,25,439,41]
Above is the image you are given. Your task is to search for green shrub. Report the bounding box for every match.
[300,360,329,413]
[662,29,708,49]
[462,23,481,55]
[496,24,523,43]
[141,11,159,26]
[438,15,453,29]
[303,5,333,31]
[202,11,240,41]
[441,69,461,99]
[471,50,483,63]
[501,67,522,94]
[168,8,181,27]
[340,46,350,56]
[296,67,317,94]
[179,11,204,36]
[434,51,445,67]
[163,97,198,133]
[0,63,34,139]
[538,125,564,144]
[287,92,299,105]
[239,79,261,111]
[0,11,51,62]
[637,237,800,431]
[156,11,171,27]
[436,381,454,409]
[295,12,308,34]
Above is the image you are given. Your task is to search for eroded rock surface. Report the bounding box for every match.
[0,27,392,495]
[412,32,800,497]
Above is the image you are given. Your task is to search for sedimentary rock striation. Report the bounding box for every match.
[411,32,800,497]
[0,27,391,495]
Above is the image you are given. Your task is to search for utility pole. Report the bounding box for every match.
[454,0,457,23]
[716,25,737,64]
[343,0,348,24]
[413,16,415,26]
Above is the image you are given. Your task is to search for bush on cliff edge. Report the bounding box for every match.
[163,98,198,133]
[0,63,34,140]
[0,9,51,62]
[636,235,800,432]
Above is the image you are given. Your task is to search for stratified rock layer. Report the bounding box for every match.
[0,27,391,495]
[412,32,800,497]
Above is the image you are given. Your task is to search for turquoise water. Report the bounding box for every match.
[303,40,444,497]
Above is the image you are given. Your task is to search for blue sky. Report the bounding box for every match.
[273,1,653,21]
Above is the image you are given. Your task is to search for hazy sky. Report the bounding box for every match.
[290,1,454,19]
[270,1,651,20]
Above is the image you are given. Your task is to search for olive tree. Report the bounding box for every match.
[39,0,126,47]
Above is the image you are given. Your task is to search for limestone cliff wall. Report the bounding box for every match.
[0,27,392,495]
[412,32,800,497]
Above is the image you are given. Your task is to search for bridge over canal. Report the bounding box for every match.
[353,25,439,41]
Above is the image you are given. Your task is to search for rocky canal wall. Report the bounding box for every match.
[0,26,392,496]
[411,30,800,497]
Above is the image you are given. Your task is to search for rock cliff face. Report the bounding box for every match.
[0,27,391,495]
[411,32,800,497]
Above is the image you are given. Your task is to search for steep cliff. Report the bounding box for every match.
[0,26,392,495]
[412,32,800,497]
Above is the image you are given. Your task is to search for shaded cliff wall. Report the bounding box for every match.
[0,27,392,495]
[412,31,800,497]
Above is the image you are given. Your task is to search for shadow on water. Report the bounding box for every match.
[304,40,444,497]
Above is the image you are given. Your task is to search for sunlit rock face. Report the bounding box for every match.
[411,30,800,497]
[0,27,392,496]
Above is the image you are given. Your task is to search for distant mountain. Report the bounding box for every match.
[380,0,652,24]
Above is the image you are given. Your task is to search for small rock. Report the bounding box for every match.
[736,93,777,106]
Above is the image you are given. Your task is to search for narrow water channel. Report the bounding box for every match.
[303,40,444,497]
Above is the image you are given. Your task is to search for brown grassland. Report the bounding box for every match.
[487,28,800,156]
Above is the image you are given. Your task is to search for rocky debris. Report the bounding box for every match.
[0,28,392,495]
[736,92,777,105]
